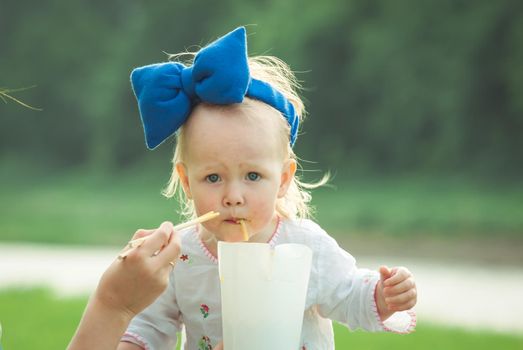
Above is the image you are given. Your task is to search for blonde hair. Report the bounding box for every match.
[163,54,328,219]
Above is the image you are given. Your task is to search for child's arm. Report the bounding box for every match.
[375,266,417,321]
[67,222,181,350]
[313,232,416,333]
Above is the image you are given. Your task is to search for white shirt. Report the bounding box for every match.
[122,218,416,350]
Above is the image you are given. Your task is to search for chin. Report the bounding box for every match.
[221,236,244,243]
[219,229,244,242]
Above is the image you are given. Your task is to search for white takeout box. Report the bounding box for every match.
[218,242,313,350]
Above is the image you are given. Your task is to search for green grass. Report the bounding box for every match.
[334,323,523,350]
[0,289,85,349]
[313,175,523,238]
[0,288,522,350]
[0,168,522,246]
[0,168,181,246]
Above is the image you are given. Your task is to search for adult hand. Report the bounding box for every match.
[96,221,182,317]
[68,222,181,350]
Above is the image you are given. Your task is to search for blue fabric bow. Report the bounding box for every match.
[131,26,300,149]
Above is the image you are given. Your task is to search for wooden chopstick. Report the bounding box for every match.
[118,211,220,259]
[239,219,249,241]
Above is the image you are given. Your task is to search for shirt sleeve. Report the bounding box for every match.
[121,271,183,350]
[314,234,416,333]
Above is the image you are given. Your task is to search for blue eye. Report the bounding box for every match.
[206,174,220,183]
[247,172,261,181]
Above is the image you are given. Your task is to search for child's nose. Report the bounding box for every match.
[223,184,244,207]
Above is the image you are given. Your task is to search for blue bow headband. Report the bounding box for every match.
[130,26,300,149]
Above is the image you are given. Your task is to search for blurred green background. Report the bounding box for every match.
[1,0,523,348]
[2,0,523,179]
[1,0,522,254]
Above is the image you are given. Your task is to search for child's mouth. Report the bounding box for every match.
[225,218,245,224]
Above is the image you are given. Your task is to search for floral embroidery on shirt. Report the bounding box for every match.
[198,335,212,350]
[363,272,374,284]
[200,304,210,318]
[180,254,193,264]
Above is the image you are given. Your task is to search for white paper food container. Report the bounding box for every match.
[218,242,312,349]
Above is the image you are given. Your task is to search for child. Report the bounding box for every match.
[120,27,417,350]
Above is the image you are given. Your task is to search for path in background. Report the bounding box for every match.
[1,243,522,335]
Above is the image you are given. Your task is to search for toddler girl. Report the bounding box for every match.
[120,27,416,350]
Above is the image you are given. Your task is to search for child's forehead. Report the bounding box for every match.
[192,100,276,124]
[186,101,282,140]
[182,102,286,160]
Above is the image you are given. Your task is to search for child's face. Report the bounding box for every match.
[176,102,295,242]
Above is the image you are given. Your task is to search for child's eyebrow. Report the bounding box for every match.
[238,161,265,168]
[197,162,226,172]
[194,160,273,172]
[239,164,274,173]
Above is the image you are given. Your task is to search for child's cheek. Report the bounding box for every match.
[193,188,219,211]
[252,201,276,227]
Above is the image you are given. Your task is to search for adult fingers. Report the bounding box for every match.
[140,221,174,256]
[131,228,155,240]
[213,341,224,350]
[155,230,182,267]
[118,229,154,257]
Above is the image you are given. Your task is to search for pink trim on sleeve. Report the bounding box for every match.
[371,279,417,334]
[121,331,151,350]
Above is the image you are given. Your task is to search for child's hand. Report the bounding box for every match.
[375,265,417,321]
[95,222,182,318]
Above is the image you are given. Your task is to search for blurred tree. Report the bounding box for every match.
[1,0,521,178]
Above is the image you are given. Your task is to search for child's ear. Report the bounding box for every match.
[278,159,297,198]
[175,162,192,199]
